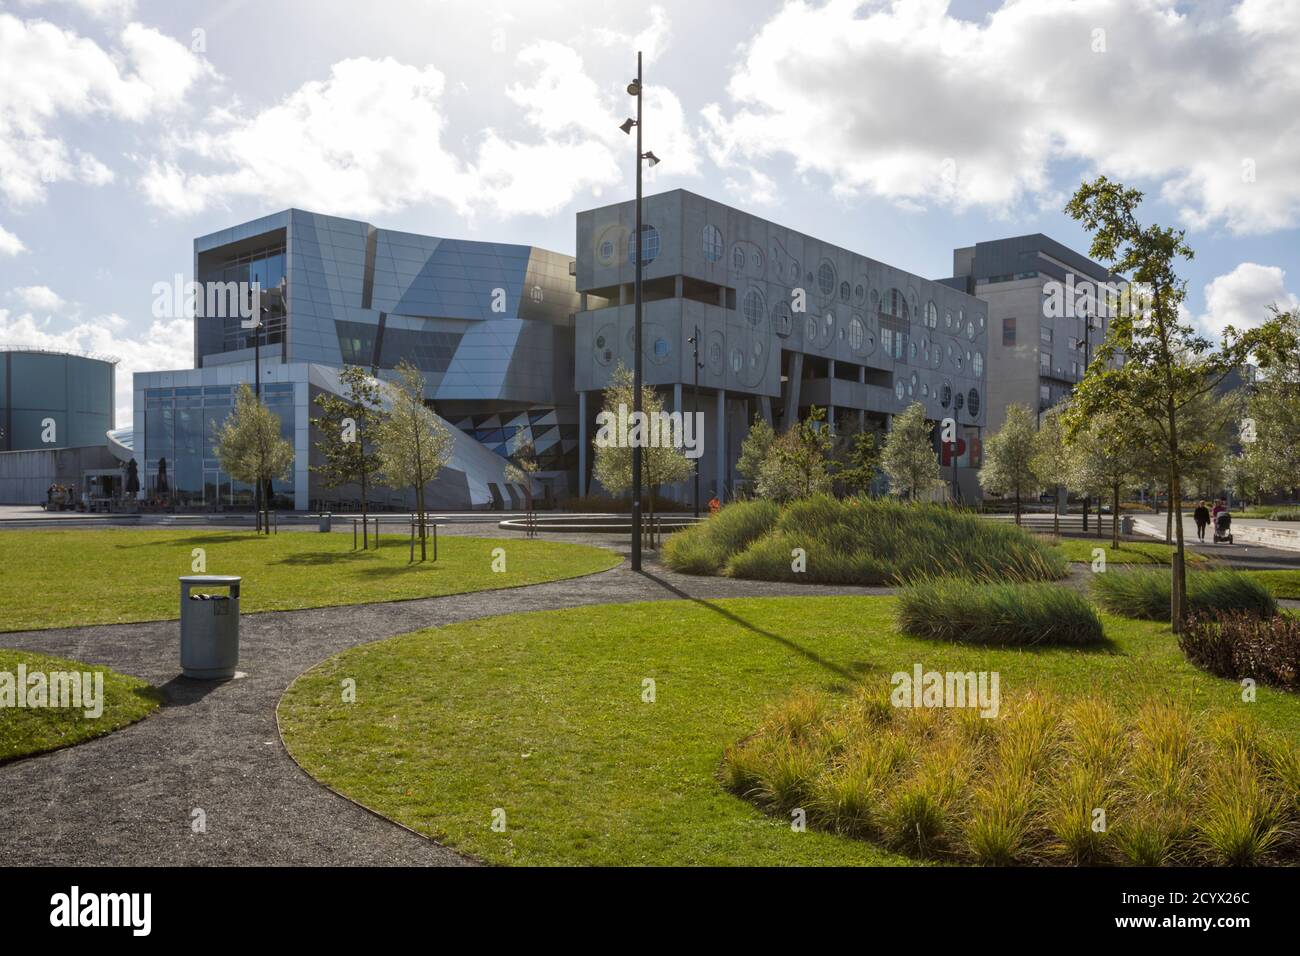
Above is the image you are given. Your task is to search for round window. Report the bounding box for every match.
[730,349,743,373]
[927,302,938,329]
[945,310,953,329]
[818,261,836,296]
[773,301,793,337]
[954,391,965,412]
[855,284,864,302]
[967,388,980,418]
[895,379,905,401]
[941,383,952,408]
[743,289,765,326]
[654,338,670,357]
[840,281,851,303]
[806,315,818,341]
[967,321,976,341]
[599,239,614,260]
[973,352,984,376]
[627,225,660,266]
[848,317,866,351]
[977,313,986,330]
[732,247,745,270]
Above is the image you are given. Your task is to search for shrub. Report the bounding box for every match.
[896,577,1105,646]
[722,683,1300,866]
[1270,508,1300,521]
[1091,569,1278,620]
[660,498,778,574]
[665,495,1066,584]
[1180,612,1300,690]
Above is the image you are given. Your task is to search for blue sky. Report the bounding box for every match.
[1,0,1297,425]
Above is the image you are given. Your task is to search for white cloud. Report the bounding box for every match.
[1196,263,1299,338]
[13,284,65,310]
[0,14,213,205]
[139,46,699,220]
[19,0,138,20]
[0,223,24,255]
[588,5,672,61]
[704,0,1300,233]
[0,308,191,427]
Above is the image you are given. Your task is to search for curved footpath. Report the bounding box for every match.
[0,543,888,867]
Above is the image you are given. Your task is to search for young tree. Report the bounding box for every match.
[881,402,940,501]
[1030,406,1074,536]
[1068,410,1147,550]
[213,383,294,535]
[980,403,1040,524]
[1243,308,1300,495]
[736,413,774,498]
[834,425,883,498]
[311,364,385,547]
[1065,176,1255,631]
[373,360,454,561]
[505,435,540,536]
[756,406,834,502]
[592,363,694,547]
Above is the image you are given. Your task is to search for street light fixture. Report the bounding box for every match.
[687,325,703,518]
[622,51,661,572]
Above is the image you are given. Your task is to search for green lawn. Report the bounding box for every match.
[0,529,620,632]
[1250,570,1300,600]
[1049,537,1207,565]
[277,595,1300,866]
[0,649,161,763]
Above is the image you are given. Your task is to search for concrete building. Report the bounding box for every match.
[574,190,990,502]
[0,347,121,505]
[134,209,583,510]
[944,234,1121,434]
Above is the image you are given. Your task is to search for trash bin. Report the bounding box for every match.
[1120,516,1134,535]
[179,575,241,679]
[319,512,332,533]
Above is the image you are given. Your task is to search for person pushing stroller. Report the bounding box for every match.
[1212,501,1233,544]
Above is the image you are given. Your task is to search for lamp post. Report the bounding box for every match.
[622,51,661,571]
[688,324,702,518]
[253,276,286,532]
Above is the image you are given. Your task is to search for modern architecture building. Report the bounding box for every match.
[574,190,990,501]
[0,347,122,504]
[133,209,583,510]
[944,234,1121,433]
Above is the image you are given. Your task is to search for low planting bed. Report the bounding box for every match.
[896,578,1105,646]
[664,496,1066,585]
[0,649,162,763]
[724,684,1300,865]
[1181,613,1300,691]
[1091,569,1278,621]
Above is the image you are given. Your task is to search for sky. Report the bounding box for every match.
[1,0,1297,427]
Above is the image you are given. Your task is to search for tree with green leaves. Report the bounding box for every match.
[833,423,883,497]
[736,413,775,495]
[592,363,694,548]
[756,405,834,502]
[1241,308,1300,496]
[881,402,940,501]
[213,382,295,535]
[1067,409,1147,550]
[505,435,540,536]
[373,360,454,561]
[1064,176,1255,630]
[980,403,1040,524]
[311,364,385,547]
[1030,406,1074,535]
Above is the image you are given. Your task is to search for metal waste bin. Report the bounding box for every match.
[179,575,241,679]
[1120,516,1134,535]
[319,512,332,532]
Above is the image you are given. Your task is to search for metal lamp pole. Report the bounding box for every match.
[628,53,645,571]
[253,285,263,531]
[689,324,701,518]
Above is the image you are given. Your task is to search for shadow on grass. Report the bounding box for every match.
[272,549,380,567]
[113,533,262,549]
[638,569,858,683]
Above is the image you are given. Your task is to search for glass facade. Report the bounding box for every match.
[197,242,287,355]
[143,383,295,507]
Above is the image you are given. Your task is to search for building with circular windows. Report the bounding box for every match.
[574,189,989,502]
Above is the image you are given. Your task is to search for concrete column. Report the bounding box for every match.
[759,395,773,426]
[859,408,866,431]
[784,352,803,424]
[578,390,588,497]
[673,382,685,502]
[716,388,726,503]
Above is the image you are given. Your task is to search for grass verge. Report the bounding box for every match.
[1249,570,1300,601]
[0,529,620,632]
[0,649,161,763]
[664,496,1065,585]
[725,686,1299,865]
[1049,538,1206,565]
[1091,569,1278,621]
[277,595,1300,866]
[896,578,1105,646]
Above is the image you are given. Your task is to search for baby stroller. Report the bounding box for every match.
[1213,511,1233,544]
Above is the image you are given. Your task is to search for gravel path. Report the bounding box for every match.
[0,541,887,868]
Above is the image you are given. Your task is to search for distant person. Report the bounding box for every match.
[1211,499,1226,523]
[1193,501,1211,541]
[708,496,721,515]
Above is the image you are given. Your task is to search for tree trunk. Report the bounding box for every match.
[1168,404,1187,633]
[1053,486,1060,537]
[1165,484,1173,543]
[1112,481,1121,551]
[360,458,369,550]
[1014,490,1021,526]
